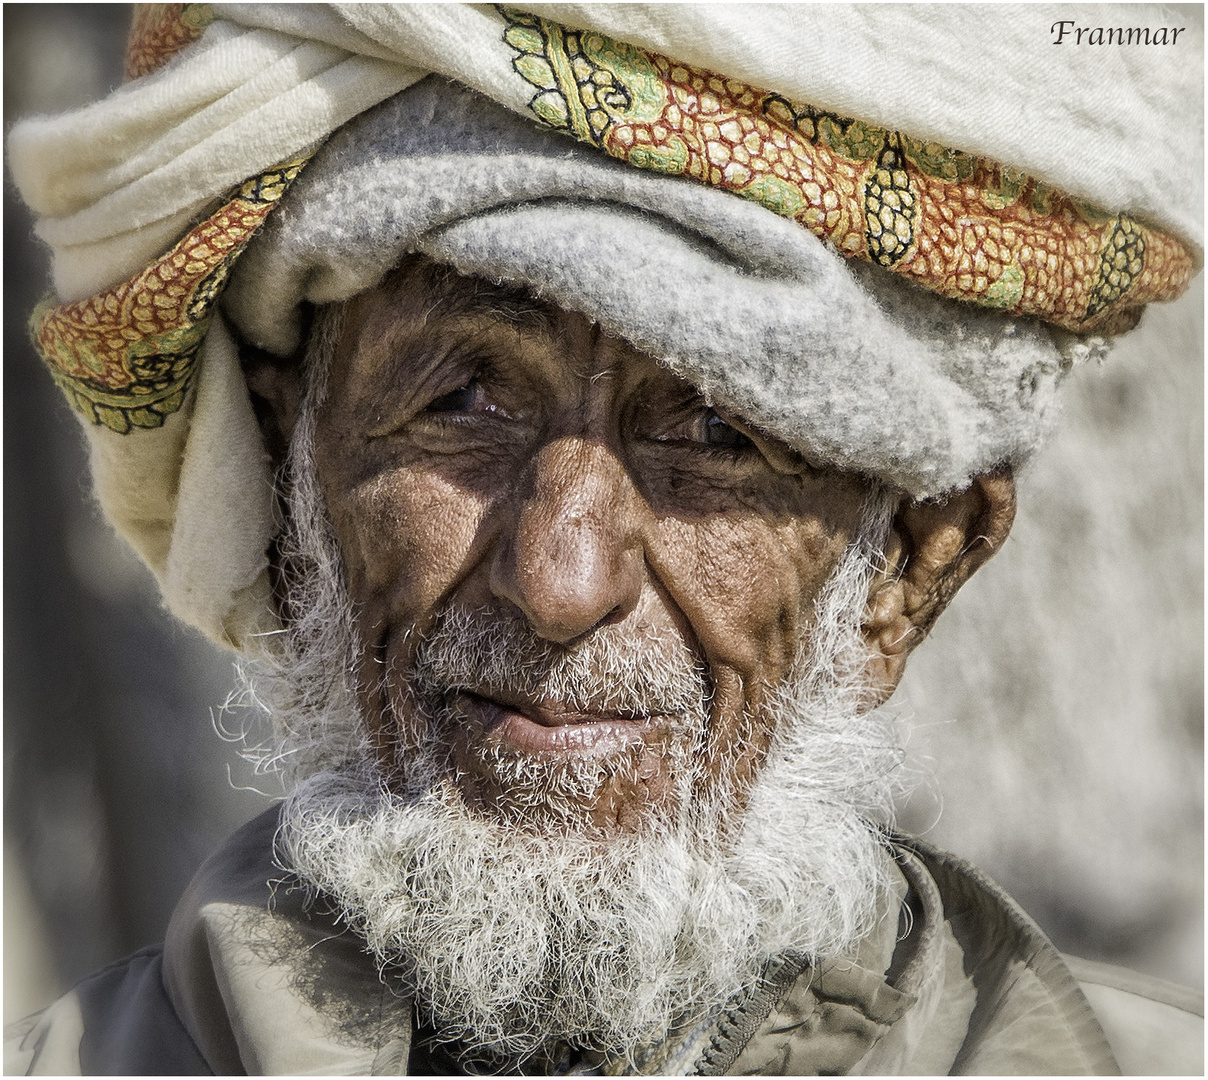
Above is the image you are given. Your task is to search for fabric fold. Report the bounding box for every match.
[7,2,1201,649]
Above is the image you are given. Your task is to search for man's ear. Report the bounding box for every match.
[861,468,1016,704]
[241,343,305,474]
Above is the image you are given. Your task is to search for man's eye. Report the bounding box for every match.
[701,411,752,449]
[424,378,509,419]
[427,380,481,413]
[650,407,755,452]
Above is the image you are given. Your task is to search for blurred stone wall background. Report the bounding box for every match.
[897,272,1204,988]
[3,4,269,1022]
[4,3,1202,1024]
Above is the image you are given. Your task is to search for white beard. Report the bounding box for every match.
[239,370,905,1065]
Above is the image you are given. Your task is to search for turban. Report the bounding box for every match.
[8,4,1201,650]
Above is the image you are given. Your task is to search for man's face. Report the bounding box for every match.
[309,259,874,832]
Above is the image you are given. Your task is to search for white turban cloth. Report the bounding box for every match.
[8,4,1203,650]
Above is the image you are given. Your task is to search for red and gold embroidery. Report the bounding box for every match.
[125,3,213,81]
[32,158,309,434]
[31,6,1196,436]
[29,5,307,436]
[501,8,1193,336]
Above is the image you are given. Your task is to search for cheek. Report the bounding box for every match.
[329,467,490,645]
[649,512,852,767]
[654,515,843,680]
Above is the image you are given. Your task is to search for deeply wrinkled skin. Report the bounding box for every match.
[250,258,1015,834]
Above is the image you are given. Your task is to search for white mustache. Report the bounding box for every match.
[412,605,710,722]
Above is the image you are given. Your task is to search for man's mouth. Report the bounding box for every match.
[456,690,662,755]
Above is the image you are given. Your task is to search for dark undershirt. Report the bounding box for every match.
[408,1021,608,1075]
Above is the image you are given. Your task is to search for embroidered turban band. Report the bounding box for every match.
[32,4,1194,439]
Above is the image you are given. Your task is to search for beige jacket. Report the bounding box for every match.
[7,809,1202,1075]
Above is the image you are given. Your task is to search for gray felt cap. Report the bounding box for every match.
[226,77,1069,496]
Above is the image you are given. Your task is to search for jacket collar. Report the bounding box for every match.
[161,809,1116,1075]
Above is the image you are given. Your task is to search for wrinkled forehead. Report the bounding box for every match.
[341,258,560,342]
[330,256,694,393]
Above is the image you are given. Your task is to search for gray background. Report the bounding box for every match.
[5,3,1202,1023]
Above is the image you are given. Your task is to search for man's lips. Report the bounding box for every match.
[456,691,660,755]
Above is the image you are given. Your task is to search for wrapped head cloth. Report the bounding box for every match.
[8,4,1201,650]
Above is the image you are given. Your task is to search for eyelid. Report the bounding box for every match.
[710,407,816,475]
[359,343,469,436]
[645,403,740,444]
[363,344,501,437]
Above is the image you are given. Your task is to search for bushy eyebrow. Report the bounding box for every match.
[348,257,562,386]
[416,261,555,333]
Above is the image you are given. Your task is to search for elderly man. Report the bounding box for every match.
[6,4,1202,1075]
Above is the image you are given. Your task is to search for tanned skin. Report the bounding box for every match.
[246,257,1015,834]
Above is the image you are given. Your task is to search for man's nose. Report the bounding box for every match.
[489,437,645,644]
